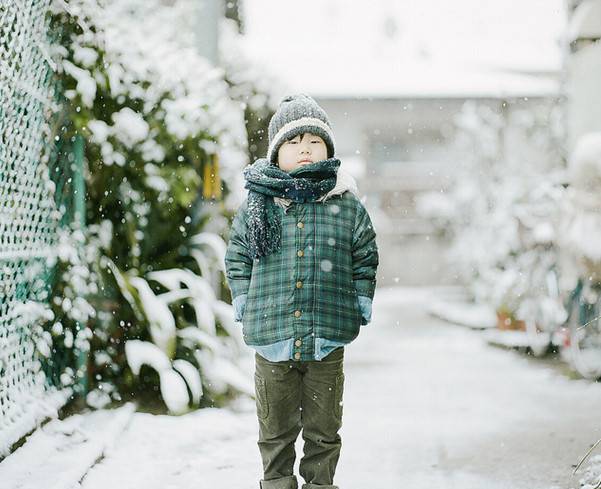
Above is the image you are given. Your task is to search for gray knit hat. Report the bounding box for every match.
[267,94,336,164]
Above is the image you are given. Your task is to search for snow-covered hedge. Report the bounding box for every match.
[417,100,567,319]
[45,0,274,413]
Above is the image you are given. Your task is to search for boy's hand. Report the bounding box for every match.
[357,295,372,325]
[233,294,247,322]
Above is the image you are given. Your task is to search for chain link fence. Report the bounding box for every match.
[0,0,85,456]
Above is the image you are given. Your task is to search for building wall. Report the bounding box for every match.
[565,0,601,153]
[318,96,558,287]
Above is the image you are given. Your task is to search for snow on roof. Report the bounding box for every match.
[240,0,567,98]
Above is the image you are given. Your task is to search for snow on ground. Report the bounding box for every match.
[0,403,136,489]
[79,403,261,489]
[4,285,601,489]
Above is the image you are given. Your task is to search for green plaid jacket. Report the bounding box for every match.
[224,191,379,354]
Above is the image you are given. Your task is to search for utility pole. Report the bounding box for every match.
[196,0,224,65]
[565,0,601,152]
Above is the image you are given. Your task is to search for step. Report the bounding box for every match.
[0,402,137,489]
[428,299,497,329]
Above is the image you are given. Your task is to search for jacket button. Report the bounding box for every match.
[294,310,301,318]
[297,250,304,257]
[296,281,303,288]
[297,221,304,228]
[294,352,301,360]
[295,339,302,347]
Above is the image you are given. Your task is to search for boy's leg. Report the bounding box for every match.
[298,347,345,489]
[255,352,303,489]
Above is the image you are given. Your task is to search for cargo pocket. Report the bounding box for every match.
[334,372,345,420]
[254,373,269,420]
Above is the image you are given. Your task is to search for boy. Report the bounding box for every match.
[224,94,379,489]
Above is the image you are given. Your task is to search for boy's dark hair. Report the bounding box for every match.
[285,132,305,142]
[285,132,322,142]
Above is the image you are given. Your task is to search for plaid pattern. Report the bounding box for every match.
[224,191,378,356]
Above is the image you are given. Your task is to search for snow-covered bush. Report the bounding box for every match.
[46,0,272,413]
[417,100,566,319]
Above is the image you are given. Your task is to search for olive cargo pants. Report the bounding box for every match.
[254,347,345,489]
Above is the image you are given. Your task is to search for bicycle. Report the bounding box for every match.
[562,278,601,380]
[515,249,567,357]
[512,180,567,357]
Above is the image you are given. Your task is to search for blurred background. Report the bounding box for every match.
[242,0,568,288]
[2,0,601,467]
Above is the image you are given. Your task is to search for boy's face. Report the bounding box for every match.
[277,132,328,172]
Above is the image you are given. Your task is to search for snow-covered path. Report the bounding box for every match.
[336,287,601,489]
[52,287,601,488]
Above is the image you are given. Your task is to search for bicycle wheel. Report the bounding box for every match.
[568,290,601,380]
[525,271,564,357]
[525,314,552,357]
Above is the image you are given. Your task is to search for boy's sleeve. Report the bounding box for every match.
[352,201,379,300]
[224,201,253,300]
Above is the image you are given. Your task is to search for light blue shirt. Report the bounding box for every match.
[251,337,347,362]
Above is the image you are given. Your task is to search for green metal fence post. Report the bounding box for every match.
[73,133,88,397]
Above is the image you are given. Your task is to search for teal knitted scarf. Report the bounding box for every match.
[243,157,341,259]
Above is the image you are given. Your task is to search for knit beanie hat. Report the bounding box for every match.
[267,94,336,164]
